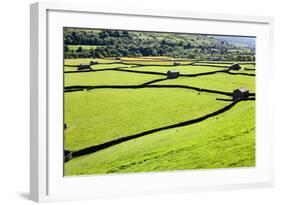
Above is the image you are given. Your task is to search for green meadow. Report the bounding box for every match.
[64,88,229,151]
[65,101,255,175]
[128,65,226,74]
[64,57,256,176]
[154,73,255,93]
[64,70,158,87]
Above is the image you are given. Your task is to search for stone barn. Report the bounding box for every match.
[232,87,249,101]
[229,63,241,70]
[173,61,181,66]
[78,63,91,70]
[167,70,180,79]
[90,61,98,65]
[115,57,121,60]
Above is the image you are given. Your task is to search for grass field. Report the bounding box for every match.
[64,70,159,87]
[64,58,120,66]
[128,65,226,74]
[154,73,255,93]
[65,101,255,175]
[122,60,192,66]
[64,57,256,176]
[64,89,229,151]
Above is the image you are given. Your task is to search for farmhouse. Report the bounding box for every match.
[232,87,249,101]
[229,63,241,70]
[167,70,180,79]
[78,63,91,70]
[90,61,98,65]
[173,61,181,66]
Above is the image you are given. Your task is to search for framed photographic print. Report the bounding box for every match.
[30,2,274,202]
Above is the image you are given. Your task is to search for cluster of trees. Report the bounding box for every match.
[64,28,255,61]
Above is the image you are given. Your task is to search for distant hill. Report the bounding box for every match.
[64,28,255,61]
[208,35,256,49]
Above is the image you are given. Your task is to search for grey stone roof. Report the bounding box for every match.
[237,87,249,92]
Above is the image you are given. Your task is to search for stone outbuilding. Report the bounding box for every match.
[173,61,181,66]
[90,61,98,65]
[232,87,249,101]
[229,63,241,70]
[78,63,91,70]
[167,70,180,79]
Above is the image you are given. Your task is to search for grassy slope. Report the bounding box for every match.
[127,65,255,76]
[64,63,127,71]
[64,58,256,175]
[64,89,228,151]
[64,101,255,175]
[197,61,255,64]
[128,65,226,74]
[89,63,127,70]
[64,70,159,87]
[64,66,78,72]
[64,58,119,65]
[194,63,256,70]
[229,69,256,75]
[122,60,191,66]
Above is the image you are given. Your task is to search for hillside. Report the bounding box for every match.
[64,28,255,61]
[209,35,256,49]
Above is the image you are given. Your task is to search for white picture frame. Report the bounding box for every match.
[30,1,274,202]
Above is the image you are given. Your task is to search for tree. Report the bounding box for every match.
[64,45,69,52]
[122,31,128,36]
[63,28,255,61]
[76,46,83,52]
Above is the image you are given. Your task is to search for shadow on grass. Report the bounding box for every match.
[216,97,255,101]
[227,71,255,76]
[244,68,256,71]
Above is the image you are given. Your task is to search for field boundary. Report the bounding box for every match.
[64,77,256,98]
[64,65,255,77]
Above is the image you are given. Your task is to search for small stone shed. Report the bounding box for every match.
[173,61,181,66]
[232,87,249,101]
[78,63,91,70]
[90,61,98,65]
[167,70,180,79]
[229,63,241,70]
